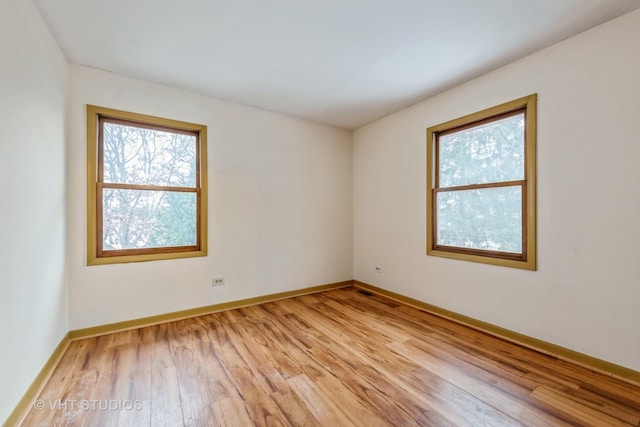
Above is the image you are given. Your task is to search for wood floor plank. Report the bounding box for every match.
[114,328,152,427]
[284,319,460,426]
[530,386,631,426]
[315,374,397,427]
[167,320,219,427]
[290,299,503,425]
[418,319,640,421]
[207,332,290,426]
[149,323,184,427]
[222,317,293,394]
[210,397,253,427]
[79,347,125,427]
[551,359,640,409]
[21,286,640,426]
[387,338,570,426]
[286,374,357,427]
[270,388,321,427]
[405,332,582,426]
[150,365,183,427]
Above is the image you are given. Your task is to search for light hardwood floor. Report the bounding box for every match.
[21,287,640,426]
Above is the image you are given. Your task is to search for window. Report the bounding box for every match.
[426,94,536,270]
[87,105,207,265]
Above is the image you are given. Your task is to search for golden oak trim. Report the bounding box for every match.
[426,94,537,270]
[86,105,208,265]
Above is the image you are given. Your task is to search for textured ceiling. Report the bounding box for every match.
[34,0,640,129]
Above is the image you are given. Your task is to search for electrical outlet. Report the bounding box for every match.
[374,266,382,273]
[211,277,225,286]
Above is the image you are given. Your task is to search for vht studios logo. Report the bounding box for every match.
[33,399,144,412]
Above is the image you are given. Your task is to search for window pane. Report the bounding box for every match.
[436,186,522,253]
[102,189,197,250]
[439,113,524,187]
[102,122,196,187]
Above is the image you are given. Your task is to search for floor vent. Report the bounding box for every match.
[357,289,374,297]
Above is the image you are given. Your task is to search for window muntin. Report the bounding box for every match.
[87,106,207,265]
[427,95,536,270]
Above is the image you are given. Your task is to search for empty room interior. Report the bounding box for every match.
[2,0,640,425]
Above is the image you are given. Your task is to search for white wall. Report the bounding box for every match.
[0,0,69,422]
[67,66,353,329]
[354,9,640,371]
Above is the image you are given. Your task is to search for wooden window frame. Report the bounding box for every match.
[87,105,208,265]
[426,94,537,270]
